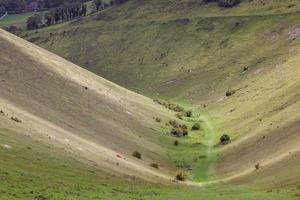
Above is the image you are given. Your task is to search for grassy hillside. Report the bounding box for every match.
[2,28,300,199]
[0,12,35,28]
[21,0,300,100]
[1,0,300,199]
[19,0,300,188]
[1,105,295,200]
[0,28,180,182]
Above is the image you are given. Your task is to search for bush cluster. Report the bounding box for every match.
[154,99,184,112]
[174,140,179,146]
[175,113,183,120]
[192,123,201,130]
[11,116,22,123]
[171,128,188,137]
[226,89,236,97]
[132,151,142,159]
[203,0,241,7]
[155,117,162,123]
[150,163,159,169]
[185,110,192,117]
[169,120,189,137]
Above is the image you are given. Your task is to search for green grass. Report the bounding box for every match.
[1,127,298,200]
[0,12,36,29]
[2,0,300,198]
[160,101,220,182]
[191,110,219,181]
[0,0,96,29]
[20,1,300,103]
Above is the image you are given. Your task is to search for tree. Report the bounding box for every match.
[44,12,52,25]
[192,123,201,130]
[2,0,26,13]
[218,0,241,7]
[0,5,6,16]
[220,134,231,145]
[27,14,43,30]
[203,0,241,8]
[114,0,128,5]
[92,0,102,11]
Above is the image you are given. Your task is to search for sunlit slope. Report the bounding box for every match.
[0,29,176,182]
[213,52,300,187]
[17,0,300,188]
[22,0,300,101]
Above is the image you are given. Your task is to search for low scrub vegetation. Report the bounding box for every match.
[154,99,184,112]
[192,123,201,130]
[174,140,179,146]
[220,134,231,145]
[171,128,188,137]
[175,113,183,120]
[155,117,162,123]
[11,116,21,123]
[185,110,192,117]
[255,163,260,170]
[132,151,142,159]
[169,120,189,137]
[175,171,188,181]
[150,163,159,169]
[203,0,241,7]
[226,89,236,97]
[169,120,187,129]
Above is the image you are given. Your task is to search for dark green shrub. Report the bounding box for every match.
[153,99,184,112]
[169,103,184,112]
[175,113,183,119]
[174,140,179,146]
[171,128,183,137]
[175,171,188,181]
[171,128,188,137]
[180,124,188,130]
[155,117,162,123]
[186,110,192,117]
[220,134,231,145]
[182,129,189,136]
[11,117,21,123]
[218,0,241,7]
[192,123,201,130]
[203,0,241,7]
[226,90,236,97]
[132,151,142,159]
[150,163,159,169]
[169,120,179,128]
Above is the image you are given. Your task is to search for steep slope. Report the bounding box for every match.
[0,28,178,183]
[213,53,300,187]
[18,0,300,189]
[21,0,300,101]
[4,29,292,199]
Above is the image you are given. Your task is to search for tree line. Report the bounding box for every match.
[0,4,6,15]
[0,0,89,14]
[203,0,241,7]
[27,0,129,30]
[92,0,128,11]
[27,2,87,30]
[44,3,87,26]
